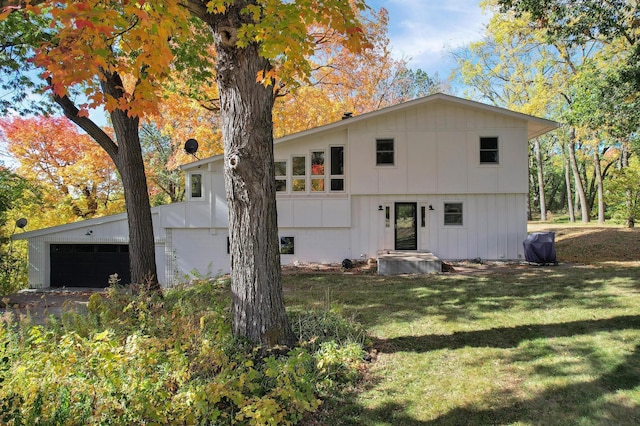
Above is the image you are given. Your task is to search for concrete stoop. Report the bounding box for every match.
[377,251,442,275]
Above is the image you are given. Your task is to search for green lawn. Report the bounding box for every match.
[284,264,640,425]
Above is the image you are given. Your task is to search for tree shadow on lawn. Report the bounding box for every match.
[286,265,640,329]
[375,314,640,353]
[312,348,640,426]
[317,318,640,426]
[423,342,640,425]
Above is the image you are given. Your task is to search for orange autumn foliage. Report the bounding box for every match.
[0,116,124,227]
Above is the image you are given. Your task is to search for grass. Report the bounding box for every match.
[284,225,640,425]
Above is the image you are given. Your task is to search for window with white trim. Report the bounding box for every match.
[444,202,463,226]
[291,155,306,192]
[376,138,394,165]
[280,236,295,254]
[330,146,345,191]
[191,173,202,198]
[311,151,325,192]
[480,137,499,164]
[274,160,287,192]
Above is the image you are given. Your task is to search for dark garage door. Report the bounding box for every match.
[50,244,130,288]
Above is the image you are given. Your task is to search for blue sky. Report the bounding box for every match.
[365,0,490,79]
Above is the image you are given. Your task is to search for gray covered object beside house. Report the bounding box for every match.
[14,93,558,288]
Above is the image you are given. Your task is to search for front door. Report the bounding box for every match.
[395,202,417,250]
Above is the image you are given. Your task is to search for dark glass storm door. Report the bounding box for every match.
[394,202,417,250]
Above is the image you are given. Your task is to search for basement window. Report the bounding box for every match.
[280,236,295,255]
[444,202,463,226]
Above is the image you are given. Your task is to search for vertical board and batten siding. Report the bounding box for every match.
[348,101,529,196]
[278,228,352,264]
[161,172,226,229]
[276,198,350,228]
[167,228,228,282]
[431,193,527,260]
[351,193,527,261]
[341,100,530,261]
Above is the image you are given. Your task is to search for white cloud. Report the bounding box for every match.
[368,0,490,76]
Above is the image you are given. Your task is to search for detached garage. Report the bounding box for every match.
[50,244,130,288]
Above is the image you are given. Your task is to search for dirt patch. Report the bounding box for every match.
[282,260,376,275]
[0,288,102,325]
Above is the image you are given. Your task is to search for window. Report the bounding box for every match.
[292,156,306,192]
[421,206,426,227]
[274,160,287,192]
[480,137,499,164]
[311,151,325,192]
[376,138,394,165]
[385,206,390,227]
[280,236,295,254]
[191,173,202,198]
[330,146,345,191]
[444,203,463,226]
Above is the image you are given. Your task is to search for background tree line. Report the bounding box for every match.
[454,0,640,226]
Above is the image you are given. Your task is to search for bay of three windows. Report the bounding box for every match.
[275,146,344,193]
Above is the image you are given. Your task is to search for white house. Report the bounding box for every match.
[14,93,558,288]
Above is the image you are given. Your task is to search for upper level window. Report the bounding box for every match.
[191,173,202,198]
[376,138,394,165]
[292,155,306,192]
[330,146,344,191]
[480,137,499,164]
[311,151,325,192]
[444,202,463,226]
[274,160,287,192]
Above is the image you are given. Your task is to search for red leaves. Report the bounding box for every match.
[74,19,94,30]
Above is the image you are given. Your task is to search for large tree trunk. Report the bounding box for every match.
[202,2,294,347]
[568,128,589,223]
[534,138,547,221]
[110,110,158,287]
[53,73,159,289]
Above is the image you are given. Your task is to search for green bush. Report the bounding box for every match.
[0,279,368,425]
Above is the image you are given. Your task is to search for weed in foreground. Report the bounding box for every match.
[0,278,369,425]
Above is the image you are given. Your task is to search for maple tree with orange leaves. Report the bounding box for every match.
[0,0,370,346]
[0,116,124,224]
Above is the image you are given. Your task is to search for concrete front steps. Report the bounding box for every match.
[377,251,442,275]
